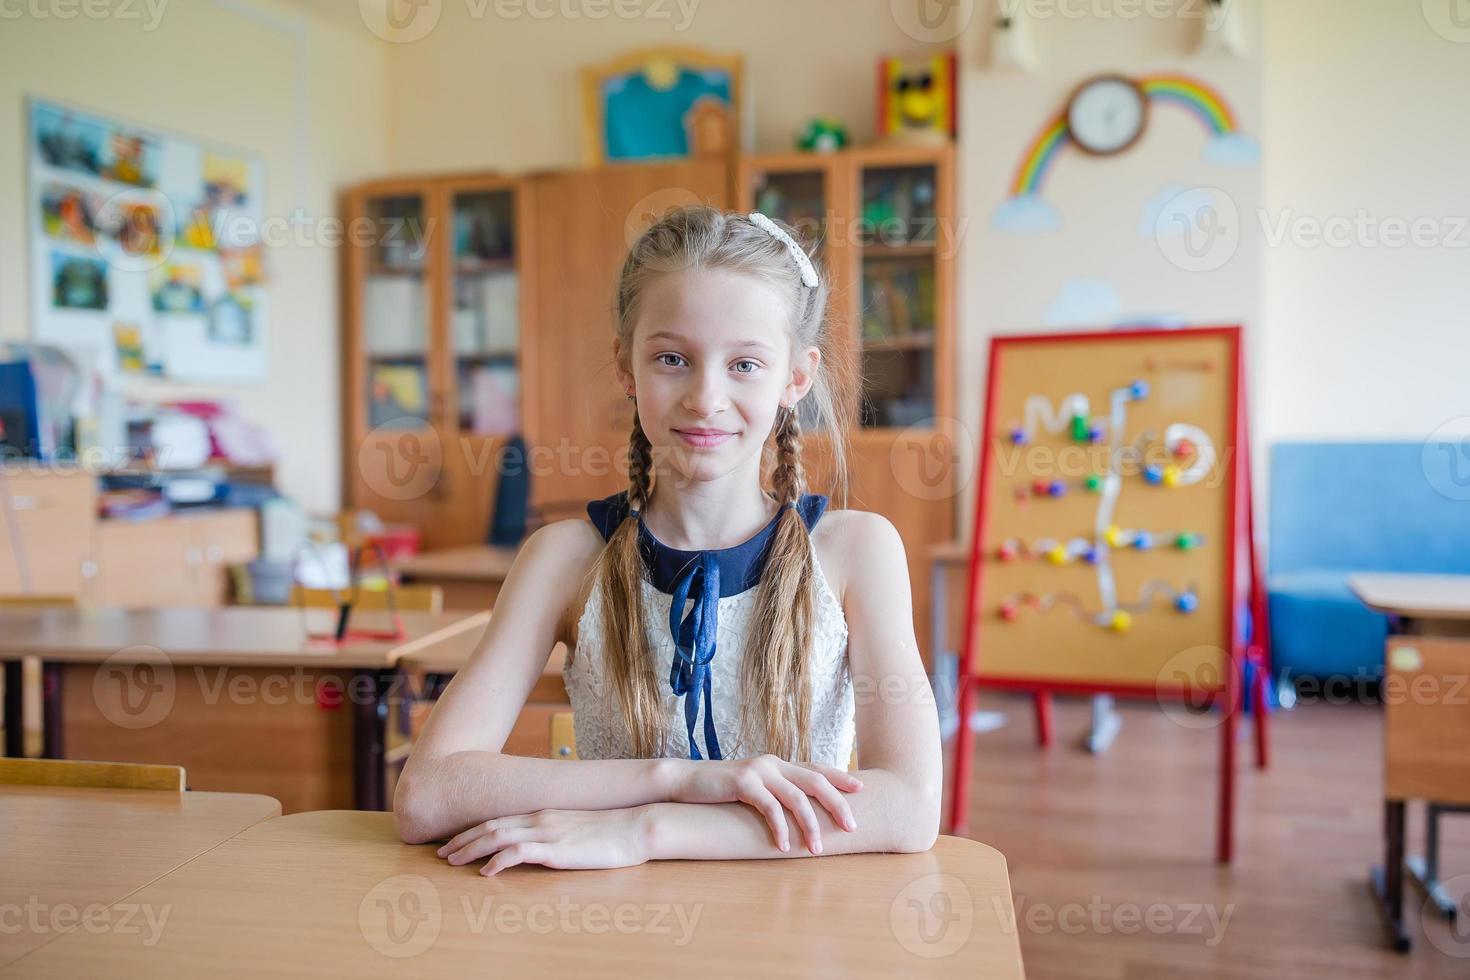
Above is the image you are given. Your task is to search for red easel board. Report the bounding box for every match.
[949,325,1263,863]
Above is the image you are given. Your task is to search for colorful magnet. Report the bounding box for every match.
[1071,413,1089,442]
[1174,533,1200,551]
[1144,464,1164,485]
[998,541,1019,562]
[1047,480,1067,498]
[1000,601,1020,621]
[1162,465,1182,487]
[1173,438,1195,458]
[1129,380,1149,400]
[1031,478,1050,496]
[1132,531,1154,550]
[1087,425,1105,444]
[1104,524,1124,547]
[1082,546,1098,564]
[1046,545,1068,565]
[1009,427,1028,445]
[1175,592,1199,613]
[1084,473,1103,492]
[1109,610,1132,632]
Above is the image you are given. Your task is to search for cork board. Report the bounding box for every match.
[963,327,1242,694]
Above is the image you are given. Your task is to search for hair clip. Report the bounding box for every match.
[748,212,819,289]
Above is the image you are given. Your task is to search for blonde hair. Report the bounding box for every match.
[568,204,857,761]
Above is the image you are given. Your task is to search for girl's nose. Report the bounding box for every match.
[682,369,728,417]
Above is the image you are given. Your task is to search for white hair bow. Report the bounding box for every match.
[748,212,819,288]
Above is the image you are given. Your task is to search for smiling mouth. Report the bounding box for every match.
[673,428,736,448]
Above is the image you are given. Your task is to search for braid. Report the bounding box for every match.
[771,407,807,506]
[627,406,654,512]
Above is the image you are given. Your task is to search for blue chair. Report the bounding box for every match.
[1268,442,1470,679]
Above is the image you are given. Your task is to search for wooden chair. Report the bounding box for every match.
[290,584,444,614]
[0,595,76,758]
[548,711,858,770]
[0,757,186,792]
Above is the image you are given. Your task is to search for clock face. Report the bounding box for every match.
[1066,76,1148,156]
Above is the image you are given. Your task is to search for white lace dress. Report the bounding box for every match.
[563,537,855,767]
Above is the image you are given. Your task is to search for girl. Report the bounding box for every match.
[395,205,942,875]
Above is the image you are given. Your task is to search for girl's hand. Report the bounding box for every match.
[670,754,862,855]
[436,807,652,876]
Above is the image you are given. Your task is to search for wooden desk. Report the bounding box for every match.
[0,608,489,812]
[1349,573,1470,951]
[0,785,279,968]
[12,810,1024,977]
[398,545,516,611]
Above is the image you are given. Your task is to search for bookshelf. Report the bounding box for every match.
[342,175,529,548]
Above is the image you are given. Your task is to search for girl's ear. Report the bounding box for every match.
[784,344,821,407]
[613,337,634,395]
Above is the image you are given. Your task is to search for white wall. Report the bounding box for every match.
[0,0,388,513]
[954,2,1265,536]
[1261,0,1470,443]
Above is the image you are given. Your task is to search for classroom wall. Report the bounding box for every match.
[371,0,928,171]
[1261,0,1470,443]
[953,2,1265,538]
[0,0,389,513]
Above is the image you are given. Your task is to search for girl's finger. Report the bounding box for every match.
[766,778,823,855]
[481,842,545,877]
[789,768,857,832]
[437,815,530,857]
[738,786,790,852]
[799,761,863,792]
[444,827,540,866]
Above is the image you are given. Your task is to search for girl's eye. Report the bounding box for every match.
[656,353,685,368]
[732,360,760,374]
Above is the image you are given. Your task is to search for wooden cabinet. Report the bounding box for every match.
[342,176,528,549]
[741,144,958,665]
[0,469,96,598]
[94,510,259,607]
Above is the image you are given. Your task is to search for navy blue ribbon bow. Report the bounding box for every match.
[667,551,723,761]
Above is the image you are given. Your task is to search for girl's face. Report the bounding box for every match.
[616,266,817,487]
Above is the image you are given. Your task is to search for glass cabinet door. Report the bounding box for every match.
[448,188,519,436]
[748,164,840,432]
[362,194,431,430]
[856,162,939,429]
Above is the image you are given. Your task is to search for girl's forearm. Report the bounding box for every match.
[640,767,939,861]
[396,752,684,843]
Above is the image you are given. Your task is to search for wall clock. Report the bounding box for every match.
[1065,75,1149,156]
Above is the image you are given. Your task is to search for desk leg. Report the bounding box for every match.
[1407,803,1465,920]
[1370,799,1411,953]
[353,669,389,811]
[3,660,22,758]
[41,662,64,759]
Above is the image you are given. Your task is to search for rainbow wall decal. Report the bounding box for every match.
[995,73,1257,234]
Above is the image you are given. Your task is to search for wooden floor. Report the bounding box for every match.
[943,695,1470,979]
